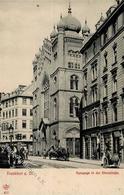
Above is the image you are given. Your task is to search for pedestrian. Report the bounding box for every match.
[101,151,106,166]
[20,147,25,160]
[9,145,14,167]
[43,149,46,159]
[67,148,70,160]
[105,148,111,164]
[26,148,29,160]
[0,146,2,155]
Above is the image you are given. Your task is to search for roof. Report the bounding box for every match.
[1,83,33,101]
[80,1,124,53]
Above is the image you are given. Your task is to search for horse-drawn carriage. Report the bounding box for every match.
[43,146,69,161]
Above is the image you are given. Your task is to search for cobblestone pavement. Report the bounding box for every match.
[23,156,102,169]
[11,156,124,169]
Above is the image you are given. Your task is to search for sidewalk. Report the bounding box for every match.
[70,158,101,165]
[69,157,124,168]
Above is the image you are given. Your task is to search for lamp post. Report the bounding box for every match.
[0,106,2,143]
[78,97,83,159]
[8,124,14,146]
[8,124,14,167]
[0,124,2,144]
[53,130,57,147]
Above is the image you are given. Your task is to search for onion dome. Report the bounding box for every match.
[32,57,37,65]
[57,4,81,33]
[35,51,40,59]
[82,20,90,34]
[57,14,65,30]
[50,25,58,39]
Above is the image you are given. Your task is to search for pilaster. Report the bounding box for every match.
[82,136,85,159]
[89,136,92,159]
[110,132,113,153]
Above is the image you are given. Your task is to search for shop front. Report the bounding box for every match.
[83,133,100,160]
[102,130,124,161]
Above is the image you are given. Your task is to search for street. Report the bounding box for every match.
[22,156,101,169]
[9,155,124,169]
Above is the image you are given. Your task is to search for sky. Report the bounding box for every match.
[0,0,115,92]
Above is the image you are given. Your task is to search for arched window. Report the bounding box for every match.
[69,96,79,117]
[42,72,49,91]
[70,75,79,90]
[53,98,57,120]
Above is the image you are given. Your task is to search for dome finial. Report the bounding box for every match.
[68,1,72,14]
[100,12,105,22]
[85,19,87,25]
[60,13,62,19]
[82,19,90,35]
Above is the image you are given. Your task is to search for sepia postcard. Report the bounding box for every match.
[0,0,124,194]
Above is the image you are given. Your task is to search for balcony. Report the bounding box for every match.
[120,88,124,99]
[111,61,117,67]
[121,56,124,68]
[110,91,118,103]
[91,78,97,84]
[103,66,108,73]
[102,96,108,106]
[110,65,118,73]
[103,96,108,102]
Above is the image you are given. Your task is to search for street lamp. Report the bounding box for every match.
[0,106,2,142]
[8,124,14,145]
[53,130,57,147]
[0,124,2,142]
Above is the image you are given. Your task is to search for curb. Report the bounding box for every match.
[69,159,100,166]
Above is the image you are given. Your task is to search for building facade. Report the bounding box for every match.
[0,93,2,141]
[0,85,33,152]
[32,5,90,156]
[80,0,124,161]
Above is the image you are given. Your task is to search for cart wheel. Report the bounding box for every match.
[103,158,107,168]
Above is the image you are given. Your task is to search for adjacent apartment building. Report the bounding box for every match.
[0,84,33,152]
[32,5,92,156]
[80,0,124,161]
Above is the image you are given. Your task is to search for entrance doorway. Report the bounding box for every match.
[66,138,73,155]
[75,138,80,156]
[66,138,80,157]
[85,138,90,159]
[91,137,97,159]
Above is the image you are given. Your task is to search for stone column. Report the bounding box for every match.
[110,132,113,154]
[119,131,123,161]
[82,136,85,159]
[100,134,104,154]
[89,136,92,159]
[73,138,75,156]
[36,141,38,155]
[60,138,66,148]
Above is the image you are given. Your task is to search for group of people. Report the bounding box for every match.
[101,147,120,167]
[0,144,29,167]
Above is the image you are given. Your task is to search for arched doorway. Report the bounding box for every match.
[65,127,80,157]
